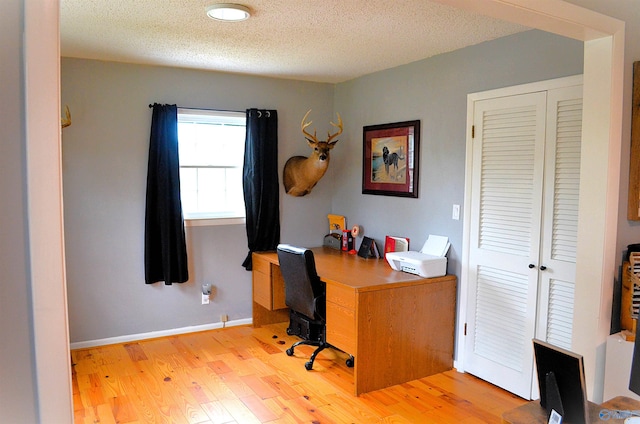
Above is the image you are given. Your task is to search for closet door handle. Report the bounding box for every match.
[528,264,535,269]
[539,265,547,271]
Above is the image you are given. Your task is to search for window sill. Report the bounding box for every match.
[184,217,245,227]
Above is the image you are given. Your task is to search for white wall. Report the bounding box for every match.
[2,0,73,421]
[0,1,39,421]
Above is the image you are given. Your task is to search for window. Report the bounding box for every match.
[177,108,246,224]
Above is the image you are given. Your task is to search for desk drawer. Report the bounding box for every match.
[252,257,286,311]
[326,301,356,354]
[326,284,356,354]
[253,269,272,309]
[253,254,271,274]
[326,283,356,309]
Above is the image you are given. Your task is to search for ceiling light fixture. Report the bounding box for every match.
[206,4,251,22]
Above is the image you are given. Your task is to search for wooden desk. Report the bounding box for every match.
[502,396,640,423]
[252,247,457,396]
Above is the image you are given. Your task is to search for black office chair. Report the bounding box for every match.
[276,244,354,370]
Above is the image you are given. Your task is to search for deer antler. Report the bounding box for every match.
[61,105,71,128]
[301,109,318,143]
[327,113,343,144]
[302,110,343,144]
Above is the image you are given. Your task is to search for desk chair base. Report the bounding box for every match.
[286,311,354,370]
[285,339,355,370]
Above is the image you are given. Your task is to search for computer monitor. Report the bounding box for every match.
[533,339,589,423]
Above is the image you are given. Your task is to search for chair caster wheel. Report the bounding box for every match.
[286,348,294,356]
[346,357,354,368]
[286,328,294,335]
[305,361,314,371]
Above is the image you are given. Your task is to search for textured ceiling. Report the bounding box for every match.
[60,0,529,83]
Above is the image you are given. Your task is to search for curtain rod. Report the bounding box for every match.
[148,104,243,114]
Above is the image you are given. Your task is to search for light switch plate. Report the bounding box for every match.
[452,204,460,220]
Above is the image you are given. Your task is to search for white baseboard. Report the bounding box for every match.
[69,318,253,350]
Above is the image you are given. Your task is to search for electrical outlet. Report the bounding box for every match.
[201,294,210,305]
[220,314,228,323]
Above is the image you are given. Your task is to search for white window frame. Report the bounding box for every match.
[177,108,246,227]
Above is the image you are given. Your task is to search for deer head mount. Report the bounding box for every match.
[283,110,343,197]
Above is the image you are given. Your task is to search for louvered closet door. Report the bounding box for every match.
[464,92,547,398]
[535,86,582,350]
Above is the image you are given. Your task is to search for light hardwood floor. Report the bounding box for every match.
[72,322,526,423]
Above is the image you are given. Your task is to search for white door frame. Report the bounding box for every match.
[26,0,74,421]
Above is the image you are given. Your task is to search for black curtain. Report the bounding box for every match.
[242,109,280,270]
[144,103,189,284]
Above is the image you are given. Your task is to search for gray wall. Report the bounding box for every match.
[1,2,39,422]
[62,29,583,345]
[331,30,584,278]
[62,59,335,342]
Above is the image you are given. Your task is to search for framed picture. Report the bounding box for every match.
[362,120,420,197]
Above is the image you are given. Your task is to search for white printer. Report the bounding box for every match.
[385,235,450,278]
